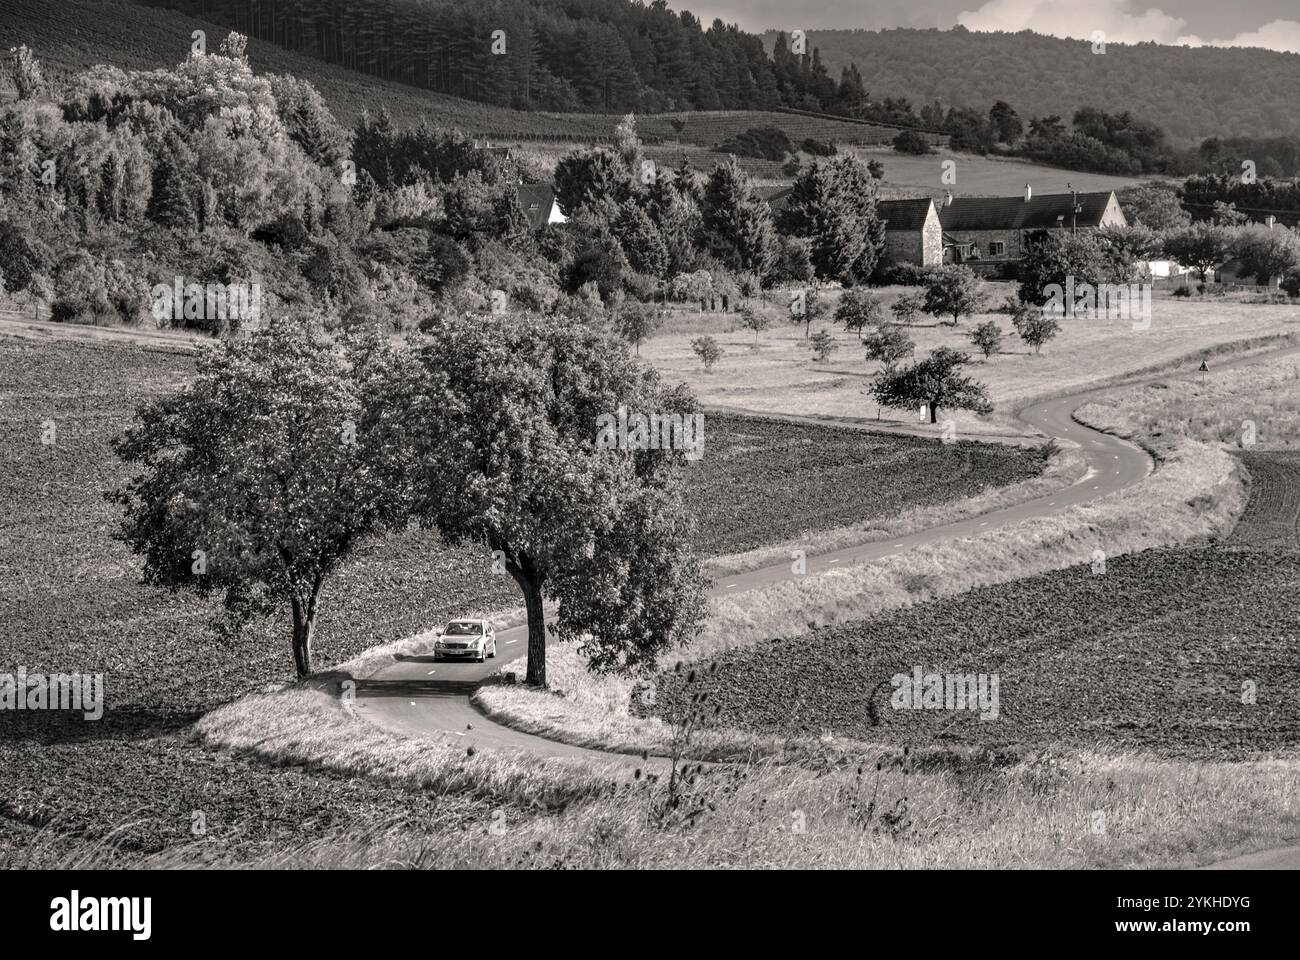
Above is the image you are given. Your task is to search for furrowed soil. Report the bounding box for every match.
[646,546,1300,759]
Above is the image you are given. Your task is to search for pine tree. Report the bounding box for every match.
[146,147,197,231]
[702,156,776,277]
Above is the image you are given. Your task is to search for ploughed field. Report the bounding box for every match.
[1226,451,1300,549]
[650,456,1300,758]
[0,335,1046,719]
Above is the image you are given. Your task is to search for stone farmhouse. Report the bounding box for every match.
[762,184,1127,277]
[938,186,1127,275]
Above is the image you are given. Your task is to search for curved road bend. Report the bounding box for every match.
[354,343,1300,755]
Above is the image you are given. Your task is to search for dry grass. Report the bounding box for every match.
[644,294,1300,436]
[1076,350,1300,451]
[112,747,1300,869]
[194,689,619,810]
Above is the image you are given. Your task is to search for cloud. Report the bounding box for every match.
[957,0,1189,44]
[1177,20,1300,54]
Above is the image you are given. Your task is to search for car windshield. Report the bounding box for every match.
[444,622,481,636]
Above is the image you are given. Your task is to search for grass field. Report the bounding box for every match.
[1070,348,1300,451]
[850,146,1146,198]
[644,293,1300,437]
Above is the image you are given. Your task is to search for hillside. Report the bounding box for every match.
[0,0,603,134]
[768,27,1300,145]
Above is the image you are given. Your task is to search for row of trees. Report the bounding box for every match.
[114,317,708,687]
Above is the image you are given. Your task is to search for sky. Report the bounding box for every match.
[686,0,1300,53]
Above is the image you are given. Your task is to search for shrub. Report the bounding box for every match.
[719,127,794,161]
[692,335,723,371]
[893,129,932,155]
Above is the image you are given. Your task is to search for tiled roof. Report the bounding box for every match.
[939,191,1117,232]
[877,198,935,232]
[517,183,558,230]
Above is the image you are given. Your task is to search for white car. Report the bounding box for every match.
[433,620,497,663]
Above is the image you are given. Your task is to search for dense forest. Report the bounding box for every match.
[138,0,871,114]
[776,26,1300,145]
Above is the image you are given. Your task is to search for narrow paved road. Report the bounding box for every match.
[356,343,1300,750]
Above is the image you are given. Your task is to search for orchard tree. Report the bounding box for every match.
[789,285,825,337]
[922,265,984,326]
[891,292,924,325]
[112,321,400,678]
[969,320,1003,359]
[809,329,838,362]
[836,288,884,340]
[1162,222,1233,282]
[872,347,993,424]
[391,315,708,686]
[740,305,771,345]
[1010,301,1061,354]
[863,322,915,371]
[692,335,723,370]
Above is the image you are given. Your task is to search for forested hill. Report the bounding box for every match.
[137,0,850,114]
[767,26,1300,145]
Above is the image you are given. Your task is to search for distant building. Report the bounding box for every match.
[758,184,1125,274]
[940,186,1128,275]
[877,198,943,268]
[517,183,567,231]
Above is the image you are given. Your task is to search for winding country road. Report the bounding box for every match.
[354,341,1300,760]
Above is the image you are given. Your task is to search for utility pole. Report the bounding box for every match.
[1067,182,1081,233]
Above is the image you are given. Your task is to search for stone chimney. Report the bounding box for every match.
[1266,215,1277,229]
[1024,183,1032,202]
[943,190,954,207]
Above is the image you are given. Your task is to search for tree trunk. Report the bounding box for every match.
[929,402,939,424]
[507,560,547,687]
[291,597,314,679]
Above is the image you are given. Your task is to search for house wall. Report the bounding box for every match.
[880,205,943,267]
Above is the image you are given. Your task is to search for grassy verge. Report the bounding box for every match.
[54,747,1300,869]
[195,689,619,809]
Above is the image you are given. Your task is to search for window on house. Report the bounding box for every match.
[989,241,1006,256]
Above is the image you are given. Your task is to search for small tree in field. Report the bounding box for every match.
[112,321,399,678]
[739,305,771,346]
[863,322,915,371]
[618,301,662,355]
[891,291,924,325]
[809,329,838,362]
[836,289,884,340]
[922,265,984,326]
[871,347,992,424]
[692,335,723,371]
[392,315,708,687]
[789,285,824,337]
[1010,301,1061,354]
[969,320,1002,359]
